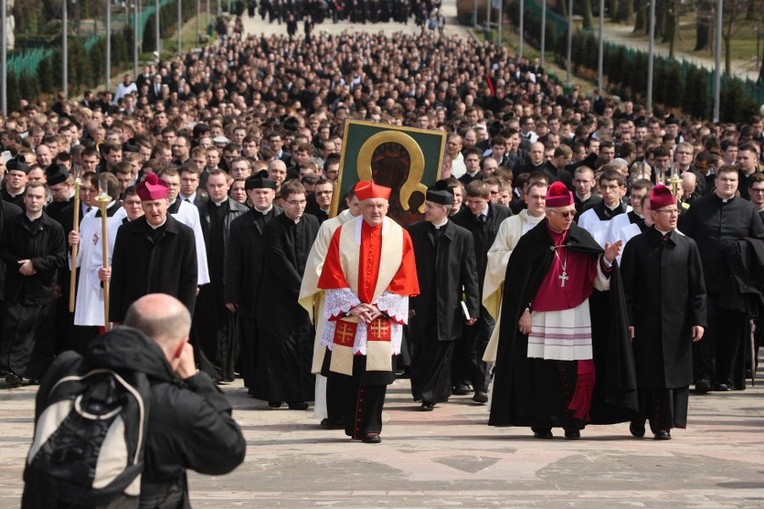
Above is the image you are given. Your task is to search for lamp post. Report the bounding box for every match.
[597,0,604,92]
[63,0,68,97]
[712,0,722,122]
[540,0,546,69]
[106,0,112,92]
[177,0,182,55]
[2,0,7,117]
[155,0,161,56]
[133,0,139,79]
[566,0,573,84]
[646,0,655,114]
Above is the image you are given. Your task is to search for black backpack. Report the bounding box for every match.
[24,352,152,507]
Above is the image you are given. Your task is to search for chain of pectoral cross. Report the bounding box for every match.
[554,246,569,287]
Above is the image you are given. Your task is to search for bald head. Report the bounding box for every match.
[124,294,191,358]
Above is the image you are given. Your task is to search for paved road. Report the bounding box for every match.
[2,372,763,507]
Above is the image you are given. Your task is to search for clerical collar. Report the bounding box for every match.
[212,199,226,207]
[431,218,448,229]
[605,201,622,211]
[655,227,672,236]
[575,192,591,201]
[147,218,167,230]
[255,205,273,214]
[715,192,735,203]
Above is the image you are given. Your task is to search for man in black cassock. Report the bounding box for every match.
[451,180,512,402]
[225,171,282,395]
[408,183,480,411]
[253,180,318,409]
[43,164,77,355]
[621,185,707,440]
[679,165,764,392]
[193,169,248,382]
[109,174,198,323]
[489,182,638,438]
[0,182,66,386]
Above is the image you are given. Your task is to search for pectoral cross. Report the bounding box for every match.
[558,270,569,287]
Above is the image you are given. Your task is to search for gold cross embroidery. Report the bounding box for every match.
[334,321,356,347]
[369,318,390,341]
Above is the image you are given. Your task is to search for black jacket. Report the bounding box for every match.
[26,327,246,508]
[621,227,707,388]
[224,206,283,317]
[679,193,764,295]
[0,212,66,305]
[198,198,249,254]
[110,215,198,323]
[451,202,512,291]
[408,220,480,342]
[0,199,22,298]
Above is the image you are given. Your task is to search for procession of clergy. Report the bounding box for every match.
[4,154,763,444]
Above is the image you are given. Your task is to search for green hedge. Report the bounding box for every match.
[506,0,762,123]
[143,0,197,51]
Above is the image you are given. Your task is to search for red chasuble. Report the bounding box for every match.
[318,220,419,312]
[531,228,598,312]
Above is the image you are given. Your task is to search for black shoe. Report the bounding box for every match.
[452,383,471,396]
[287,401,309,410]
[5,373,22,388]
[694,379,711,394]
[629,421,646,438]
[472,390,488,404]
[320,418,344,430]
[420,401,434,411]
[654,430,671,440]
[533,429,553,439]
[268,401,283,408]
[713,383,731,392]
[362,433,381,444]
[564,429,580,440]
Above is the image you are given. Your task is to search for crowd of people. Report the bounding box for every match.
[1,13,764,504]
[245,0,442,33]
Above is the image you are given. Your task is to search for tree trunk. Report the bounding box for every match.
[724,33,731,76]
[633,0,645,33]
[557,0,568,17]
[662,0,677,58]
[694,0,713,52]
[581,0,594,30]
[655,0,666,40]
[614,0,633,23]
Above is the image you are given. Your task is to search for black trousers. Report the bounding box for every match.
[410,336,454,404]
[452,307,492,392]
[322,351,394,439]
[632,387,690,432]
[694,293,747,389]
[325,375,344,423]
[335,375,387,439]
[0,301,55,379]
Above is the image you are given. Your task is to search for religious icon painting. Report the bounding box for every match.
[332,120,447,226]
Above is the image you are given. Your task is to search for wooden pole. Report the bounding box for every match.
[68,176,81,313]
[97,193,111,330]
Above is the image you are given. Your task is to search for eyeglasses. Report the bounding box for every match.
[549,210,575,218]
[750,188,764,194]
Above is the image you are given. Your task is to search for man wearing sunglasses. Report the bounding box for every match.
[490,182,637,440]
